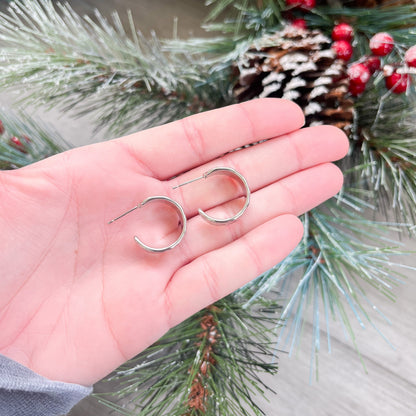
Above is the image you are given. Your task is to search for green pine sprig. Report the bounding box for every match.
[239,193,415,378]
[96,296,281,416]
[200,0,416,55]
[353,87,416,227]
[341,17,416,229]
[0,0,232,136]
[0,108,69,169]
[204,0,285,35]
[305,4,416,44]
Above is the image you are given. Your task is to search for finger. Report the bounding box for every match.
[166,125,349,218]
[164,214,303,328]
[173,162,342,267]
[117,98,305,179]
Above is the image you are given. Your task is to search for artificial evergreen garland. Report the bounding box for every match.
[96,296,282,416]
[0,108,68,169]
[1,0,416,415]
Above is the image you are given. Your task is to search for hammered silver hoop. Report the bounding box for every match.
[108,196,187,253]
[173,167,250,225]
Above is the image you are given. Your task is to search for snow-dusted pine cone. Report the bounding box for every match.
[233,26,354,133]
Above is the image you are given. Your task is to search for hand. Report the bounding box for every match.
[0,99,348,386]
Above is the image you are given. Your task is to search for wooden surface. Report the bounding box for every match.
[0,1,415,414]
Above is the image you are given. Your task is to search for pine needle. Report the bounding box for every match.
[352,83,416,228]
[96,298,281,416]
[239,194,414,377]
[0,0,231,136]
[0,107,69,169]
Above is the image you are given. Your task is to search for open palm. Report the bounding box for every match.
[0,99,348,387]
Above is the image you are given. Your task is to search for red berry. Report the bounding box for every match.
[364,56,381,74]
[301,0,316,9]
[349,80,366,96]
[332,23,354,42]
[332,40,353,61]
[10,136,22,146]
[369,32,394,56]
[9,136,27,153]
[405,45,416,68]
[291,18,307,30]
[348,63,371,84]
[0,120,4,135]
[385,72,410,94]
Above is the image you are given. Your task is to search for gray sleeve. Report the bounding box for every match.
[0,354,93,416]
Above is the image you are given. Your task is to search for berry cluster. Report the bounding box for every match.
[353,33,414,96]
[330,24,415,96]
[331,23,354,62]
[0,119,30,153]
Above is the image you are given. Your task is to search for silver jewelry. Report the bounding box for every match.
[173,166,250,225]
[108,196,187,253]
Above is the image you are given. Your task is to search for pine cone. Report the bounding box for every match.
[233,26,354,133]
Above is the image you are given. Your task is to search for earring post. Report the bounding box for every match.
[108,205,139,224]
[172,175,205,189]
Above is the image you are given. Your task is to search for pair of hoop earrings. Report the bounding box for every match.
[108,167,250,253]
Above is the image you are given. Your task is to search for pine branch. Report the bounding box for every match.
[239,194,414,377]
[95,297,281,416]
[204,0,286,36]
[356,93,416,226]
[204,1,416,43]
[0,0,232,136]
[205,0,285,26]
[0,108,69,169]
[347,49,416,226]
[305,4,416,44]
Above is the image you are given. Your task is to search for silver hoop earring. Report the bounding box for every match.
[173,167,250,225]
[108,196,187,253]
